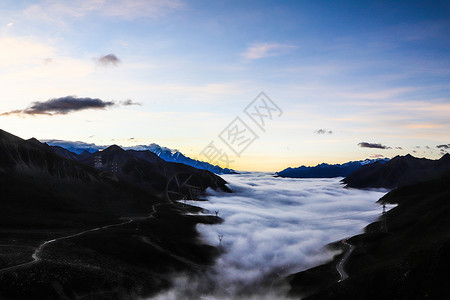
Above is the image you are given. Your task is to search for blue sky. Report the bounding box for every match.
[0,0,449,171]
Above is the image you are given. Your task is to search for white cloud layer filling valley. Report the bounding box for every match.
[152,173,390,299]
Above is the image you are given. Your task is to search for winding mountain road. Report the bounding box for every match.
[0,204,158,274]
[337,241,355,282]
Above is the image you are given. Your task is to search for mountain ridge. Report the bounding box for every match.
[276,158,389,178]
[31,138,231,197]
[43,139,236,174]
[342,153,450,189]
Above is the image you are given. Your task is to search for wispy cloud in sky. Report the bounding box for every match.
[337,87,416,100]
[22,0,184,22]
[0,37,54,67]
[99,0,184,19]
[242,43,297,60]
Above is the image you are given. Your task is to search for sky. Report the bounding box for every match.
[0,0,449,171]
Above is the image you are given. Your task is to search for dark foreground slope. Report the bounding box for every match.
[342,153,450,189]
[0,129,224,299]
[288,171,450,299]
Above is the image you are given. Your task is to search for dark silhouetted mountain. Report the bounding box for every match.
[0,129,225,298]
[78,149,92,160]
[26,138,81,161]
[77,145,231,197]
[41,139,100,154]
[26,137,43,146]
[43,139,237,174]
[0,129,160,226]
[288,171,450,299]
[49,145,81,160]
[277,158,388,178]
[131,144,237,174]
[342,154,450,189]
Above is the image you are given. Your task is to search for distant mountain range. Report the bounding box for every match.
[276,158,389,178]
[43,140,236,174]
[342,153,450,189]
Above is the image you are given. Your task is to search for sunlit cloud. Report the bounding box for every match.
[6,22,13,27]
[348,99,450,114]
[0,37,94,79]
[404,123,445,129]
[242,43,297,60]
[0,37,54,68]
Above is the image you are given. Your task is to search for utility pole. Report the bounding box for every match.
[380,203,388,233]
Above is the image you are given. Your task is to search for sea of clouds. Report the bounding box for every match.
[152,172,390,299]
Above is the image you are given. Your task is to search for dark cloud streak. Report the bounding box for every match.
[0,96,140,116]
[358,142,392,149]
[97,54,121,66]
[315,129,333,134]
[437,144,450,149]
[120,99,142,106]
